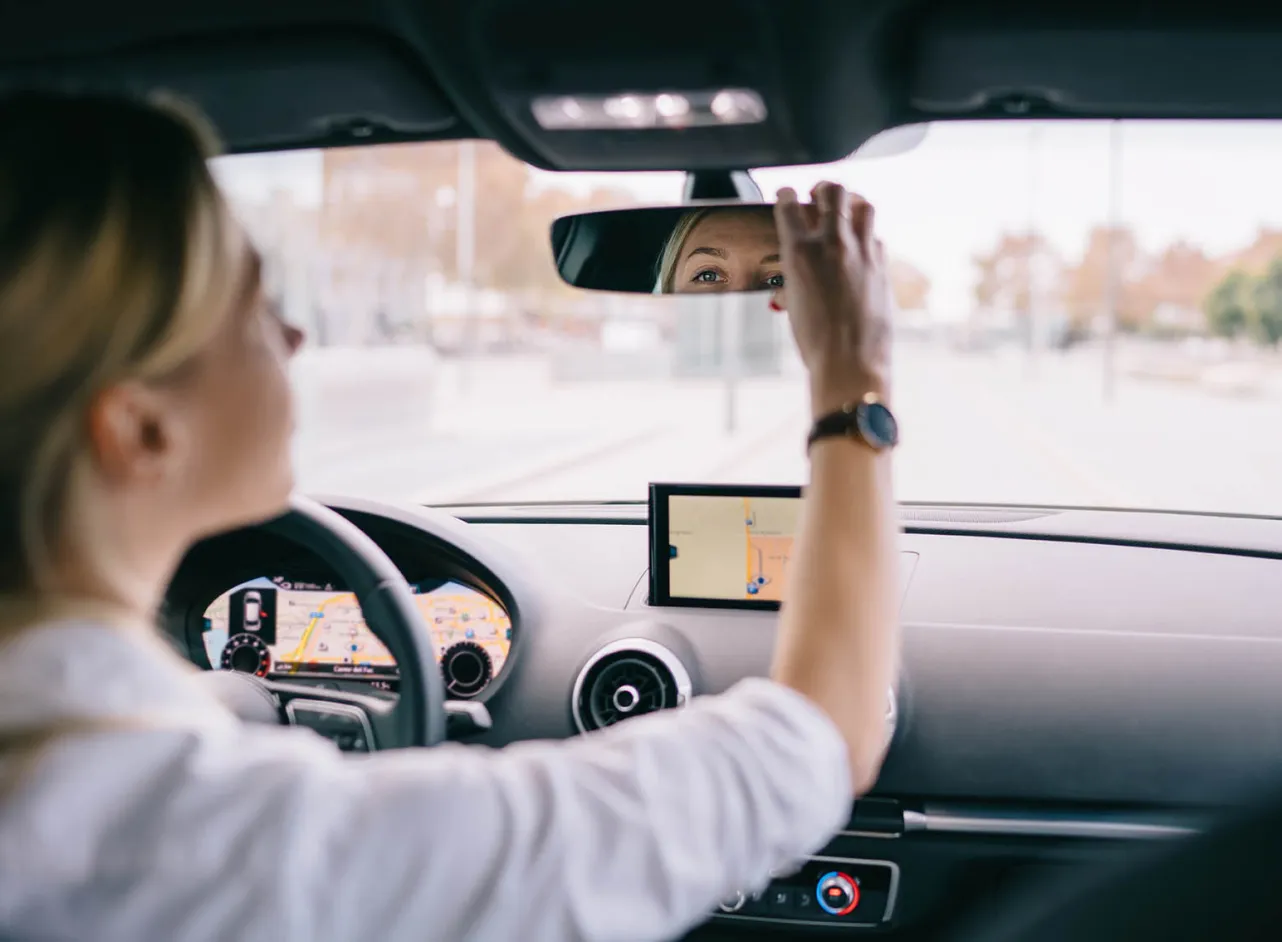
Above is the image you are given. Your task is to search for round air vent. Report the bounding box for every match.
[571,638,693,733]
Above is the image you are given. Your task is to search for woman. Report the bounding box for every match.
[655,205,786,309]
[0,90,899,942]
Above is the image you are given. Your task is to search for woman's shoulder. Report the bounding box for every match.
[0,617,216,733]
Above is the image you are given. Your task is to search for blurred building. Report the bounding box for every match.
[318,145,447,346]
[226,141,656,354]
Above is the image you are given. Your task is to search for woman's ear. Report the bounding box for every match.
[85,382,181,484]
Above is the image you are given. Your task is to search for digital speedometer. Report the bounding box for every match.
[221,632,271,677]
[204,577,513,697]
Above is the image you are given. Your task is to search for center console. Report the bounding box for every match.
[714,856,899,929]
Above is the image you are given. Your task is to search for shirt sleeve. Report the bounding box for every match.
[3,678,850,942]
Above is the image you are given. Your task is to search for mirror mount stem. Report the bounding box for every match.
[682,170,762,202]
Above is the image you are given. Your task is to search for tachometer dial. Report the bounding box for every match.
[221,632,271,678]
[441,641,493,698]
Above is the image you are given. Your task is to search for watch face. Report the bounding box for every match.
[856,402,899,449]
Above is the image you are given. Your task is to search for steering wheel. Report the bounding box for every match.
[199,494,447,749]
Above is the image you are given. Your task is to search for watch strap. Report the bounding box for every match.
[806,405,862,452]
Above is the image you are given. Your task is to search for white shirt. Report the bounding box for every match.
[0,621,851,942]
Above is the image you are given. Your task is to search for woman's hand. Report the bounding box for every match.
[774,182,893,417]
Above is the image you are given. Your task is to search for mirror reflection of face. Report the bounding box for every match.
[671,210,784,303]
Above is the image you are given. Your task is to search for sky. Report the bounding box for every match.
[213,120,1282,319]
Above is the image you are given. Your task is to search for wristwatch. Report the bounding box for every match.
[807,392,899,453]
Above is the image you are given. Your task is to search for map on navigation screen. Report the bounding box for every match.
[203,576,512,687]
[270,588,397,672]
[667,493,800,602]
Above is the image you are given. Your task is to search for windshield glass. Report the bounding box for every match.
[213,121,1282,513]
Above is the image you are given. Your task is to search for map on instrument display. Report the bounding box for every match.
[654,486,802,606]
[203,575,511,694]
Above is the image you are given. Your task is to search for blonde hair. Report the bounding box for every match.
[0,90,240,598]
[655,205,777,293]
[655,209,711,294]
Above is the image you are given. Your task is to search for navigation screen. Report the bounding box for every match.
[202,576,512,695]
[650,484,802,608]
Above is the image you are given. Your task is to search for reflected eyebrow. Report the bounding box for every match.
[685,246,727,260]
[761,253,780,264]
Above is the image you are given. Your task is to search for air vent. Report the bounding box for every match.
[571,638,693,733]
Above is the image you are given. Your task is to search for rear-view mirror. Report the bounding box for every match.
[551,202,783,295]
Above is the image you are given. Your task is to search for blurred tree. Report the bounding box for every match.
[403,142,639,295]
[1225,228,1282,276]
[508,181,641,299]
[889,258,930,311]
[972,232,1058,319]
[1060,226,1145,329]
[1204,269,1253,340]
[319,141,642,332]
[968,222,1282,345]
[1134,240,1217,326]
[1250,258,1282,347]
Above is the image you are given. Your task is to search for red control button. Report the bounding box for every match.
[816,871,860,917]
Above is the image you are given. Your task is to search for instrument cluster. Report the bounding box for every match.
[202,575,512,698]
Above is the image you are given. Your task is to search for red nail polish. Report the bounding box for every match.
[768,299,781,311]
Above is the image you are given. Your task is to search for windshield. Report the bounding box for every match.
[213,121,1282,514]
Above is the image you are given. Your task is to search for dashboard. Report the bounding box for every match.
[165,490,1282,940]
[201,576,511,698]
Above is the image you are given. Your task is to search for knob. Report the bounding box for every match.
[441,641,493,698]
[612,683,640,713]
[816,871,860,916]
[718,891,746,913]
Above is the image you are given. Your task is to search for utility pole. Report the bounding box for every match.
[722,292,742,434]
[1103,120,1123,404]
[457,139,477,390]
[1025,124,1042,378]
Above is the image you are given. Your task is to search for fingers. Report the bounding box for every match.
[812,181,847,241]
[852,194,875,262]
[774,187,806,244]
[777,182,881,260]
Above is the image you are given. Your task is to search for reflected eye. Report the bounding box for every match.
[765,273,785,289]
[691,269,725,284]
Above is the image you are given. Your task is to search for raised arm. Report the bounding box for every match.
[768,182,901,795]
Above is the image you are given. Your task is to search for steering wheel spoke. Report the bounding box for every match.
[265,678,395,753]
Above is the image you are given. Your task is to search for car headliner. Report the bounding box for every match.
[4,0,1282,169]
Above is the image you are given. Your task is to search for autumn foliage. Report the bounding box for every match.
[973,223,1282,344]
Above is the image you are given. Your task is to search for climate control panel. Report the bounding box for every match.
[714,856,898,928]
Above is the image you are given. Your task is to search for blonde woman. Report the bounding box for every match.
[0,90,900,942]
[655,204,788,312]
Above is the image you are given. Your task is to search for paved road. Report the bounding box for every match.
[290,344,1282,517]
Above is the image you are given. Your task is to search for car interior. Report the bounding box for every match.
[10,0,1282,938]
